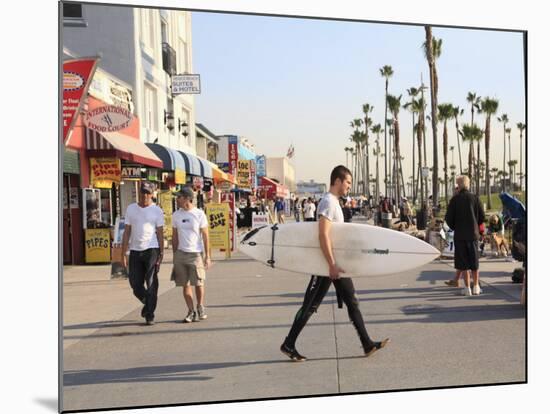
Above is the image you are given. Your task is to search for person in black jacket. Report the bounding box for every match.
[444,175,485,296]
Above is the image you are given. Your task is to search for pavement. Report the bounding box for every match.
[61,216,526,412]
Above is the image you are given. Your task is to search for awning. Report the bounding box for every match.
[145,143,186,171]
[259,176,288,198]
[209,161,237,185]
[196,156,213,179]
[86,128,163,168]
[178,151,202,176]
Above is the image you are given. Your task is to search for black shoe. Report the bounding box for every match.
[141,306,146,318]
[145,318,155,326]
[280,343,307,362]
[364,338,390,357]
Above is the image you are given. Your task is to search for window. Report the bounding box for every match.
[144,83,158,132]
[141,9,155,49]
[178,39,188,74]
[166,98,175,134]
[63,3,87,27]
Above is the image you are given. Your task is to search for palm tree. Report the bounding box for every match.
[424,28,441,207]
[371,124,383,203]
[506,127,512,186]
[452,106,464,174]
[517,122,525,191]
[497,113,509,191]
[344,146,353,169]
[380,65,394,197]
[466,93,481,182]
[387,94,403,203]
[438,103,454,206]
[362,103,374,198]
[491,167,499,192]
[508,160,518,189]
[460,124,484,193]
[481,97,499,208]
[404,87,419,203]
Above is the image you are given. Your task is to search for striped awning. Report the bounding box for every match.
[196,156,213,179]
[145,143,186,172]
[178,151,202,176]
[86,128,163,168]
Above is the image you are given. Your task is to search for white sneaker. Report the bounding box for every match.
[462,287,472,296]
[472,285,482,295]
[197,305,208,320]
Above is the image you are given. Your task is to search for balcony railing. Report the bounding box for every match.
[162,42,177,76]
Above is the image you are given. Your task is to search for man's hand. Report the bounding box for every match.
[329,263,345,280]
[122,253,128,269]
[204,256,212,270]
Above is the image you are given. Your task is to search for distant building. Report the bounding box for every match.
[297,180,327,198]
[266,157,296,193]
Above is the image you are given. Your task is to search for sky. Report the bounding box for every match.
[190,11,525,189]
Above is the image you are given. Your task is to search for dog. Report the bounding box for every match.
[486,233,510,257]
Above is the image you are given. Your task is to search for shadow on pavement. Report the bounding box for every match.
[34,398,58,412]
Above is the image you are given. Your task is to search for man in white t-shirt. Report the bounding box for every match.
[171,186,211,323]
[121,181,164,325]
[303,197,316,221]
[280,166,390,361]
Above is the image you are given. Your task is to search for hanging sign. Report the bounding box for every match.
[85,105,134,133]
[121,165,142,180]
[237,160,251,189]
[228,136,238,176]
[63,58,99,144]
[172,74,201,95]
[256,155,266,177]
[90,157,121,188]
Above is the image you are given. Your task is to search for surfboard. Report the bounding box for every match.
[238,222,440,277]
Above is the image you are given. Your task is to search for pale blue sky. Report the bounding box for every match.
[191,11,525,187]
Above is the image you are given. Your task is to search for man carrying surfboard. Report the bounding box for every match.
[280,165,390,361]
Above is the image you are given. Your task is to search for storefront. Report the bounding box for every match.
[63,148,84,265]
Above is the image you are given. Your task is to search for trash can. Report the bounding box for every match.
[382,212,393,228]
[416,209,427,230]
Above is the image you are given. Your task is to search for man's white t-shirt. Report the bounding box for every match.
[317,192,344,223]
[304,202,316,219]
[125,203,165,251]
[172,207,208,253]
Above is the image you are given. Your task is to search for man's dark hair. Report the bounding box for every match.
[330,165,352,185]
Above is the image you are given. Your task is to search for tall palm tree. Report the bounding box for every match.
[491,167,499,191]
[481,97,499,208]
[438,103,454,206]
[380,65,394,197]
[452,106,464,174]
[362,103,374,198]
[466,93,481,182]
[517,122,525,191]
[506,127,512,186]
[344,146,353,169]
[404,87,419,203]
[497,113,509,191]
[371,123,383,202]
[460,124,484,193]
[387,94,403,203]
[424,28,441,207]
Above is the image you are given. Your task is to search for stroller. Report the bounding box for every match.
[499,192,526,283]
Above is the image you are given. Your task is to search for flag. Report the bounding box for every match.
[286,144,295,158]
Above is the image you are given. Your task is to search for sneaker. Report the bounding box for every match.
[472,285,482,295]
[462,287,472,296]
[364,338,391,357]
[197,305,208,320]
[280,343,307,362]
[445,279,459,287]
[192,311,200,322]
[183,310,195,323]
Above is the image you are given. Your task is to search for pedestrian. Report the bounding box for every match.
[171,186,211,323]
[280,165,390,361]
[275,197,286,224]
[304,197,316,222]
[294,197,302,222]
[444,175,485,296]
[121,181,164,325]
[340,197,353,223]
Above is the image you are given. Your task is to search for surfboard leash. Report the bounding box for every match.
[267,224,279,268]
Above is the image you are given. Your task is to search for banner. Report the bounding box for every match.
[206,203,230,252]
[228,136,238,176]
[256,155,266,177]
[84,228,111,263]
[249,159,256,189]
[175,169,186,185]
[237,160,251,189]
[63,58,99,144]
[90,157,121,188]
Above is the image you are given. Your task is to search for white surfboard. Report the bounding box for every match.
[238,222,440,277]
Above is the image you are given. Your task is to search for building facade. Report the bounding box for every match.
[265,157,296,193]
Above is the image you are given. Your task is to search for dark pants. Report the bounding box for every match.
[129,248,160,320]
[284,275,375,350]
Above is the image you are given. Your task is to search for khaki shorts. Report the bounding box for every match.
[171,250,206,287]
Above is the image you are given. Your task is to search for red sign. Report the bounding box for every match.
[221,192,236,251]
[249,159,256,189]
[63,58,99,144]
[228,140,238,177]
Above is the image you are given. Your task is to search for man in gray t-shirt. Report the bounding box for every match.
[280,165,390,361]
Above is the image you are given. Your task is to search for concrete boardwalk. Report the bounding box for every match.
[62,226,526,412]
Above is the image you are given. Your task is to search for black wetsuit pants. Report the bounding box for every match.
[284,275,375,350]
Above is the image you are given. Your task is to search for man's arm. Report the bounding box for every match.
[201,227,211,270]
[445,198,455,230]
[172,227,178,252]
[318,216,345,280]
[156,226,164,265]
[121,224,131,267]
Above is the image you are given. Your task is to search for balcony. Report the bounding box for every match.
[162,42,177,76]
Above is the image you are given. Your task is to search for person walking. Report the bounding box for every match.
[445,176,485,296]
[121,181,164,325]
[280,165,390,361]
[303,197,316,222]
[275,197,286,224]
[171,186,211,323]
[294,197,302,222]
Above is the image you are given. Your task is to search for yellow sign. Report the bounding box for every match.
[206,203,230,254]
[237,160,250,189]
[175,168,186,184]
[90,157,121,188]
[159,190,173,240]
[84,228,111,263]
